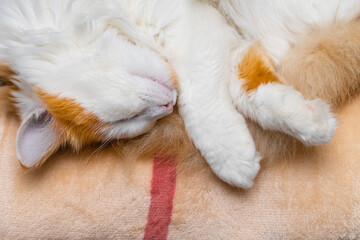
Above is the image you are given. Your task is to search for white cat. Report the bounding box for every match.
[1,0,356,188]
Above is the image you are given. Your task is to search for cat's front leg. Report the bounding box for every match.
[171,1,261,188]
[230,43,337,145]
[174,46,261,188]
[177,66,261,188]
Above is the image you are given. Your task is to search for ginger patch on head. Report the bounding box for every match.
[0,63,20,114]
[0,63,16,85]
[238,43,280,93]
[37,89,107,149]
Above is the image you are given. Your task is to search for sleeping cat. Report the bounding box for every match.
[0,0,357,188]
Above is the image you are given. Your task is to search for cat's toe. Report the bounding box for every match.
[295,98,337,145]
[253,84,337,145]
[215,152,262,189]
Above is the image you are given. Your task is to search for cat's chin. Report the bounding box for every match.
[102,100,175,140]
[108,99,174,126]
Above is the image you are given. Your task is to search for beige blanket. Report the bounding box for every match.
[1,89,360,239]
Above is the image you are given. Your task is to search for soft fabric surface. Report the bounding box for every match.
[1,92,360,239]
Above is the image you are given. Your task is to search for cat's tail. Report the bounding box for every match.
[280,17,360,107]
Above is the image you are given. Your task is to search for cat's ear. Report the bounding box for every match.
[16,110,61,168]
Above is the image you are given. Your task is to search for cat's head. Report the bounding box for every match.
[0,25,177,168]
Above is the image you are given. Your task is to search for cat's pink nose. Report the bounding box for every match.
[159,101,174,114]
[162,102,173,109]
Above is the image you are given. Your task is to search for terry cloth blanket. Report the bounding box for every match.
[1,90,360,239]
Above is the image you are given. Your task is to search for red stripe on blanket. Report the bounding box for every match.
[144,157,177,240]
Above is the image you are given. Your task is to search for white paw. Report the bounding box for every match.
[208,150,262,189]
[253,84,337,145]
[293,98,337,145]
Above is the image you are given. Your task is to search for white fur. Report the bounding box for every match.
[0,0,177,139]
[217,0,360,64]
[173,1,261,188]
[230,80,337,145]
[222,0,359,147]
[0,0,358,187]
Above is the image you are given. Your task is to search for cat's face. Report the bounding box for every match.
[39,31,177,138]
[4,29,177,168]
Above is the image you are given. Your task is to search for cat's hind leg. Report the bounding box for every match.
[230,43,337,145]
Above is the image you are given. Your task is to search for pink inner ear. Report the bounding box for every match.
[17,114,58,168]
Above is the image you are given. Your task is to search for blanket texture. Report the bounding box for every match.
[1,91,360,239]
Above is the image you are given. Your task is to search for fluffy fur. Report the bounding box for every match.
[215,0,360,159]
[280,19,360,107]
[0,0,359,188]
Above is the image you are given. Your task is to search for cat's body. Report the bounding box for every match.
[215,0,360,63]
[0,0,359,188]
[216,0,360,159]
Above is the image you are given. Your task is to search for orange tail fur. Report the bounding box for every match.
[280,19,360,107]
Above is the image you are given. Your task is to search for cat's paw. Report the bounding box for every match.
[295,98,337,145]
[209,150,262,189]
[252,84,337,145]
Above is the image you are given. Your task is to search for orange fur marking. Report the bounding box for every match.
[0,63,20,114]
[164,61,179,89]
[169,69,178,88]
[0,63,16,85]
[37,89,107,150]
[238,43,280,93]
